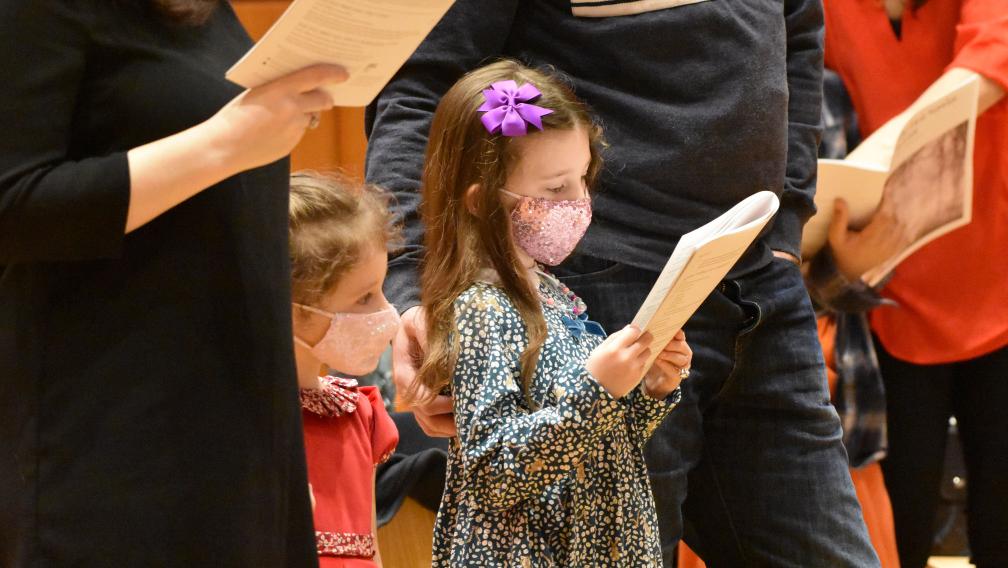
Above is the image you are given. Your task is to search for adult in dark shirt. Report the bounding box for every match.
[0,1,345,564]
[365,1,879,565]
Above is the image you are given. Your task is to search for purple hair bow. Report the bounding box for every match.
[477,80,554,137]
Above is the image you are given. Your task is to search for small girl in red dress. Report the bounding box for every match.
[287,171,401,567]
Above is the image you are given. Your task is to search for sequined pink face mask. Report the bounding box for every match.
[501,189,592,266]
[293,303,400,376]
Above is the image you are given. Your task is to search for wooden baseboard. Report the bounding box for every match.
[377,497,437,568]
[929,557,974,568]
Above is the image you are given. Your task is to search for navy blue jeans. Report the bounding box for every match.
[553,254,879,567]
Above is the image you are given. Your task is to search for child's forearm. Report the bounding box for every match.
[623,385,681,449]
[458,363,627,511]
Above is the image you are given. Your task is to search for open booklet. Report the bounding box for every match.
[226,0,455,107]
[800,75,980,286]
[632,191,780,372]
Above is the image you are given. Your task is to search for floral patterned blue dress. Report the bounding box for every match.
[431,270,681,567]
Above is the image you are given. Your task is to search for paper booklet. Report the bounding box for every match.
[800,75,980,286]
[632,191,780,372]
[226,0,455,107]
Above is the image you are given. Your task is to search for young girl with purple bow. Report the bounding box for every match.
[411,60,693,566]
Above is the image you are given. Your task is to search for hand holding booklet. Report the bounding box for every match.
[632,191,780,372]
[800,74,979,285]
[227,0,455,107]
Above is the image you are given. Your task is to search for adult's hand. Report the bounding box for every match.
[205,64,348,173]
[393,306,457,438]
[643,329,692,400]
[828,196,911,282]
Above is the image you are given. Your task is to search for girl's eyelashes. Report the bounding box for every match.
[356,292,373,306]
[546,175,589,195]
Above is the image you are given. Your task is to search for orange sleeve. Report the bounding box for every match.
[361,386,399,466]
[822,8,839,73]
[823,38,837,73]
[948,0,1008,91]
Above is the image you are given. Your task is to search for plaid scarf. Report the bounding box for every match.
[818,71,888,469]
[833,312,888,468]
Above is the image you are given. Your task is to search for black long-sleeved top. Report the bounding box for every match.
[0,2,316,565]
[365,0,824,309]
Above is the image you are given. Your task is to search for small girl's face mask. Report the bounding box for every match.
[293,303,400,376]
[501,189,592,266]
[500,125,594,266]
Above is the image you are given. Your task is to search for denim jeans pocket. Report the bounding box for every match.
[551,255,625,285]
[722,280,762,337]
[769,254,812,309]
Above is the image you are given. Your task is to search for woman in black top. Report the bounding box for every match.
[0,1,345,564]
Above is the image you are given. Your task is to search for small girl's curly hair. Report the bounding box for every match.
[288,171,401,305]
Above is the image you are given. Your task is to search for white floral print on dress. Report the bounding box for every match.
[431,276,681,567]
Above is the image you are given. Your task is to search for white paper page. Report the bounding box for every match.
[226,0,455,107]
[861,81,978,285]
[889,76,979,169]
[801,160,889,258]
[845,72,977,166]
[801,75,979,262]
[632,192,778,332]
[632,192,780,372]
[845,113,908,167]
[676,192,778,251]
[631,245,697,333]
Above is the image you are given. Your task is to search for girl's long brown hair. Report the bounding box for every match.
[411,60,605,409]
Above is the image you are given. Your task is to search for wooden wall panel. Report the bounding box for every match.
[232,1,368,179]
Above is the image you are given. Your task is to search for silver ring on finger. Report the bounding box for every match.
[307,112,321,130]
[678,366,691,380]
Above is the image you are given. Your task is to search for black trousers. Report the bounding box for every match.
[877,341,1008,568]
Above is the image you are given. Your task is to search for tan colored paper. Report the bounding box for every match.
[632,191,780,372]
[226,0,455,107]
[801,75,979,285]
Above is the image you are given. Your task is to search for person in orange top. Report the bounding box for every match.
[821,2,1008,567]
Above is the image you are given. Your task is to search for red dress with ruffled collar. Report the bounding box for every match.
[301,377,398,567]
